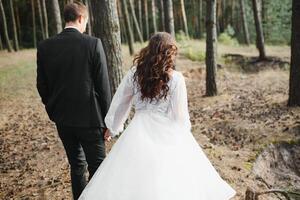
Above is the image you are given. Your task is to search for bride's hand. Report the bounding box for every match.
[104,128,112,142]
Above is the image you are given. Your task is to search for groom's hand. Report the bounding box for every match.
[104,128,112,142]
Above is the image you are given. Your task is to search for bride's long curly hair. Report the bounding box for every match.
[132,32,178,102]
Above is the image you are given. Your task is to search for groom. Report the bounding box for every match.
[36,2,112,199]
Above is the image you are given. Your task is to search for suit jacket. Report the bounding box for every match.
[36,28,112,128]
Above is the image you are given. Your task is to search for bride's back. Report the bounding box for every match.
[129,67,181,116]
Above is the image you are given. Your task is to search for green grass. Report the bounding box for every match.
[182,48,206,62]
[0,61,36,98]
[218,33,239,46]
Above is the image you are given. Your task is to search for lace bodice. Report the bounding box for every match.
[132,70,176,116]
[104,66,191,137]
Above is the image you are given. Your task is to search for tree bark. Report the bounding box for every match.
[158,0,165,31]
[0,0,13,52]
[128,0,144,42]
[198,0,203,38]
[205,0,218,96]
[9,0,19,51]
[41,0,49,38]
[179,0,189,38]
[239,0,250,45]
[51,0,62,34]
[252,0,266,60]
[151,0,157,33]
[163,0,175,37]
[117,0,127,43]
[85,0,93,35]
[143,0,149,39]
[288,0,300,107]
[90,0,123,95]
[37,0,45,39]
[138,0,143,34]
[120,0,135,55]
[31,0,37,48]
[15,3,21,45]
[0,33,3,50]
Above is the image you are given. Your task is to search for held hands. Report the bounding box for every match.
[104,128,112,142]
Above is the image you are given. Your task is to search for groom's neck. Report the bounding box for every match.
[65,22,81,32]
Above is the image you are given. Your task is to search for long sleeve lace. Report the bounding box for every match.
[104,68,135,137]
[170,72,192,131]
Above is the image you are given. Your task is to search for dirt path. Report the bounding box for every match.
[0,46,299,200]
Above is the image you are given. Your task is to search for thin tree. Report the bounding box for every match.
[120,0,135,55]
[9,0,19,51]
[117,0,127,42]
[0,33,3,50]
[158,0,165,31]
[31,0,37,48]
[239,0,250,45]
[163,0,175,37]
[128,0,144,42]
[205,0,218,96]
[41,0,49,38]
[51,0,62,34]
[137,0,143,34]
[198,0,203,38]
[179,0,189,38]
[143,0,149,39]
[0,0,13,52]
[37,0,45,39]
[252,0,266,60]
[15,3,21,44]
[90,0,123,94]
[151,0,157,33]
[288,0,300,107]
[85,0,93,35]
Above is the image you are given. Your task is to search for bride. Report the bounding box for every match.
[78,32,236,200]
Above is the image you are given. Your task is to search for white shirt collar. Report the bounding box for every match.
[64,26,80,32]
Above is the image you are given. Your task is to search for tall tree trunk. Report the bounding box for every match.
[41,0,49,38]
[163,0,175,37]
[239,0,250,45]
[252,0,266,60]
[230,0,234,26]
[0,0,13,52]
[51,0,62,34]
[128,0,144,42]
[205,0,218,96]
[0,33,3,50]
[120,0,135,55]
[221,0,226,31]
[138,0,143,34]
[37,0,45,39]
[9,0,19,51]
[179,0,189,38]
[143,0,149,39]
[31,0,37,48]
[288,0,300,107]
[85,0,93,35]
[90,0,123,95]
[15,3,21,45]
[158,0,165,31]
[198,0,203,38]
[117,0,127,43]
[151,0,157,33]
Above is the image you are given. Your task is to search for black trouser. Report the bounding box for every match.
[56,125,106,200]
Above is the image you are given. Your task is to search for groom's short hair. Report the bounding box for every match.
[64,2,88,23]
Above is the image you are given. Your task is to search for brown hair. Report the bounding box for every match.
[64,2,88,23]
[132,32,178,102]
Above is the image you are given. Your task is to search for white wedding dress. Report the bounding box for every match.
[78,67,236,200]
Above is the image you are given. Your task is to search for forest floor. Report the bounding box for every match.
[0,40,299,200]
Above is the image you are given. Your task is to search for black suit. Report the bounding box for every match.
[37,28,112,199]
